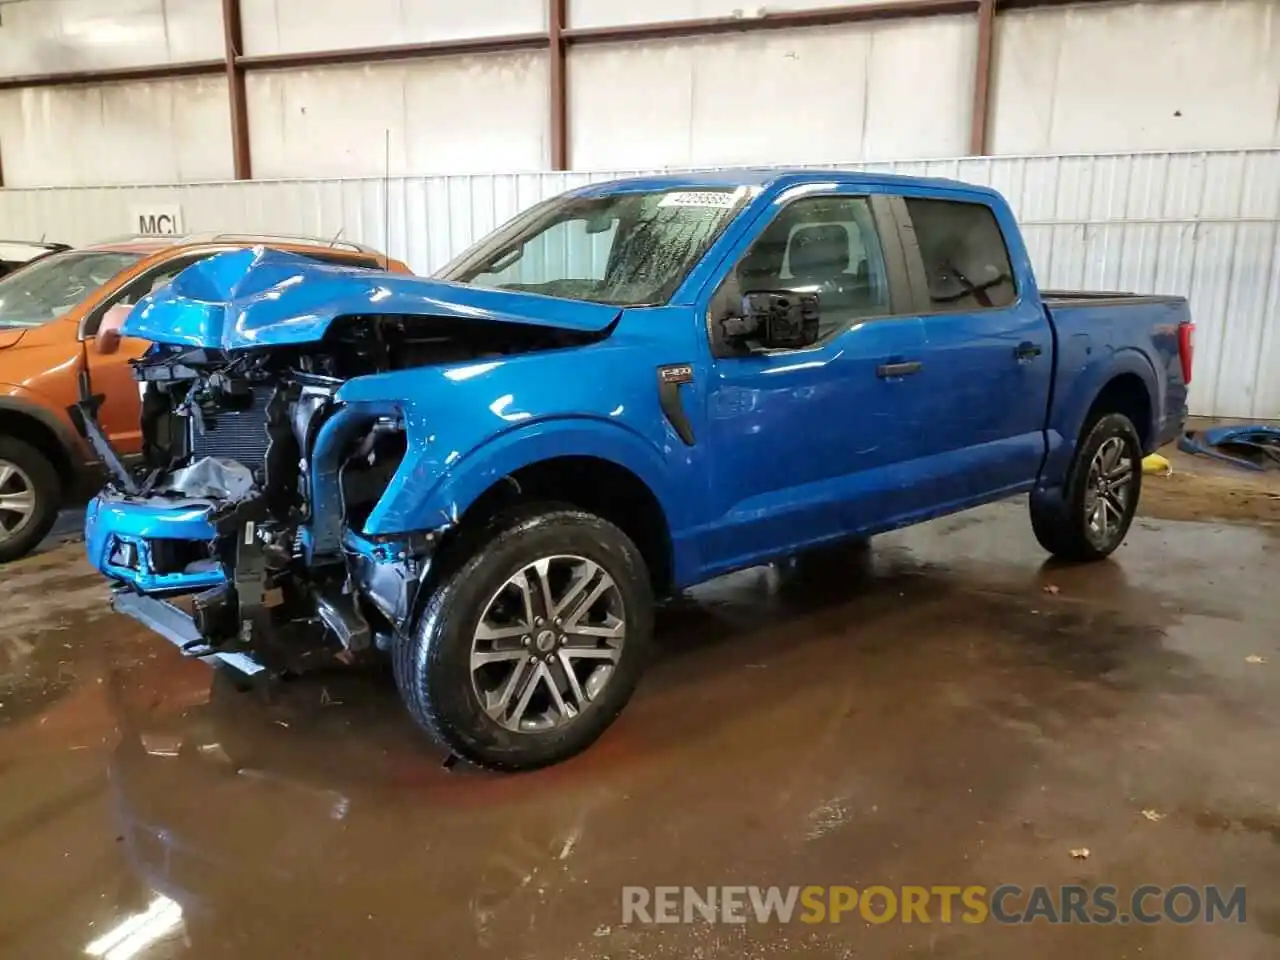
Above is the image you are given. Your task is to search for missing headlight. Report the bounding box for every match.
[340,418,406,530]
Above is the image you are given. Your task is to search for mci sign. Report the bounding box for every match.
[130,205,184,236]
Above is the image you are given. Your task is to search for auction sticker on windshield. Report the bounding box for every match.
[659,191,740,208]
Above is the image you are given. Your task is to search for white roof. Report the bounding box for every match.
[0,242,56,263]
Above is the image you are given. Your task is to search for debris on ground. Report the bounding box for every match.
[1043,584,1060,595]
[320,687,343,706]
[1178,425,1280,472]
[1142,453,1173,476]
[1246,655,1267,665]
[1140,809,1165,822]
[1138,459,1280,525]
[1070,847,1091,859]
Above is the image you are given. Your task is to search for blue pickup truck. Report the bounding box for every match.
[81,170,1194,770]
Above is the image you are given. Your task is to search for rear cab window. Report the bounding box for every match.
[903,198,1017,312]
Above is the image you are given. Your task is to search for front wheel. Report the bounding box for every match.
[0,437,61,564]
[394,507,653,771]
[1030,412,1143,562]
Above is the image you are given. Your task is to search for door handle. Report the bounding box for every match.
[876,360,923,379]
[1014,341,1043,361]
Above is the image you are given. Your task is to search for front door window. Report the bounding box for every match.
[728,195,893,344]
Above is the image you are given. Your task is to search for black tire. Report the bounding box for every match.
[0,436,61,564]
[394,506,653,771]
[1030,412,1143,562]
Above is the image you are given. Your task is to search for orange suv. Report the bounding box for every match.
[0,234,410,561]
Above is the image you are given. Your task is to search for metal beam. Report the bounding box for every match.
[0,61,223,91]
[235,33,548,71]
[548,0,568,170]
[0,0,1145,188]
[970,0,996,155]
[562,0,979,44]
[0,0,1133,91]
[223,0,252,180]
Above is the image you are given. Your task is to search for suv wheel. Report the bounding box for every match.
[1030,412,1143,562]
[0,437,60,564]
[394,507,653,771]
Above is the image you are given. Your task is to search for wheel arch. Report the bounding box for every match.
[1081,367,1156,452]
[393,421,681,598]
[1054,348,1159,455]
[0,395,81,483]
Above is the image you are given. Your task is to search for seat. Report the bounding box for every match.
[786,224,858,331]
[787,224,851,286]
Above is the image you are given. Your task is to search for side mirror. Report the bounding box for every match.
[96,328,122,355]
[719,291,820,350]
[95,303,132,355]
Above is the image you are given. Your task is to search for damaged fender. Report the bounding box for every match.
[332,354,692,549]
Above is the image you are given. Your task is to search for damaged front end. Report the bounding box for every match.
[86,340,431,675]
[82,248,619,677]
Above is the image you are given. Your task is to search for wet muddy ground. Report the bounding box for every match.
[1,456,1278,959]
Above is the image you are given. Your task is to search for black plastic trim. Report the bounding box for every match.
[657,364,696,446]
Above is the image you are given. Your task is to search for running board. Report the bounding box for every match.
[110,589,265,676]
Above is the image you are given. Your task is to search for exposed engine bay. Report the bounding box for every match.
[96,312,608,673]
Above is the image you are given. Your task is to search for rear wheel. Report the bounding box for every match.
[0,437,61,564]
[1030,412,1142,562]
[394,507,653,771]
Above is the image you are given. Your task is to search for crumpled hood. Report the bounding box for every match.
[121,247,622,351]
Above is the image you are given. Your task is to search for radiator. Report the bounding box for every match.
[189,388,272,470]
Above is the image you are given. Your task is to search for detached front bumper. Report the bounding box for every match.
[87,492,265,674]
[86,493,226,594]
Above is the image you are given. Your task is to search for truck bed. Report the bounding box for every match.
[1041,290,1192,473]
[1040,289,1186,308]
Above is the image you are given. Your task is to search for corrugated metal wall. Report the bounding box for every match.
[2,148,1277,419]
[567,17,979,169]
[7,1,1280,185]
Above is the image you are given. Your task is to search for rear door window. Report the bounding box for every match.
[903,198,1017,311]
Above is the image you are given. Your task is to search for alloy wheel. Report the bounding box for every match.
[0,460,36,545]
[470,555,626,733]
[1083,436,1134,548]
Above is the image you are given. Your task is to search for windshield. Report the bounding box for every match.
[0,250,143,328]
[437,187,748,306]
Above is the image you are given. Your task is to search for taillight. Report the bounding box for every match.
[1177,321,1195,386]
